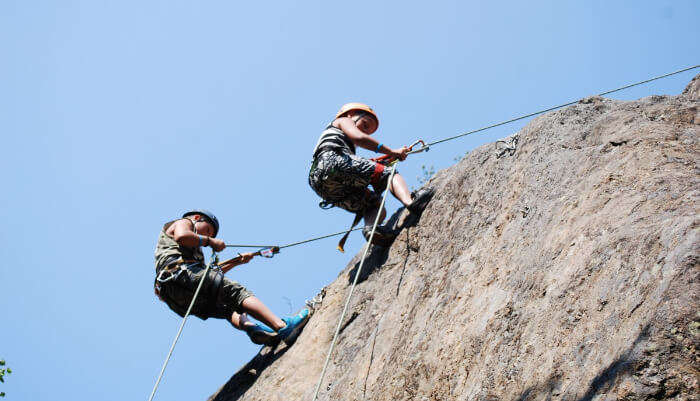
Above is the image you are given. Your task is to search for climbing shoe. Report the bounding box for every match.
[278,308,311,344]
[362,225,397,247]
[407,187,435,215]
[244,323,279,346]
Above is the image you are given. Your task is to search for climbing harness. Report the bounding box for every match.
[312,163,399,401]
[153,259,198,300]
[148,244,281,400]
[334,140,429,252]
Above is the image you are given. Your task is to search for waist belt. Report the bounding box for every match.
[154,258,188,300]
[154,259,225,317]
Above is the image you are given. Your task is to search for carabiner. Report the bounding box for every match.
[407,139,429,155]
[259,246,280,258]
[156,267,183,283]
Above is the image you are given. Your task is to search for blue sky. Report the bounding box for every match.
[1,1,698,400]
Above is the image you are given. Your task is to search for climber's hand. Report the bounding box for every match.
[209,237,226,252]
[391,146,409,161]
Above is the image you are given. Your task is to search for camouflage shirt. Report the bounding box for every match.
[154,219,204,271]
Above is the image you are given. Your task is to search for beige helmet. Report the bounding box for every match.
[335,102,379,126]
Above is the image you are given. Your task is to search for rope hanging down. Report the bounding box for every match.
[311,163,399,401]
[148,65,698,401]
[309,65,699,400]
[148,251,219,401]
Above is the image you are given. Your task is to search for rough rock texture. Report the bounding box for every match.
[210,75,699,401]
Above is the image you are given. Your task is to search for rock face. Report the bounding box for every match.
[210,75,699,401]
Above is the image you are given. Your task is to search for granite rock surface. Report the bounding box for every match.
[210,74,699,401]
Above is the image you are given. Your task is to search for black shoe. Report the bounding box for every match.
[407,187,435,215]
[362,225,397,247]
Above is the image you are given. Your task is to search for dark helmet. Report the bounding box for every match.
[182,209,220,237]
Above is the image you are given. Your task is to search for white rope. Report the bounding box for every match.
[311,164,399,401]
[147,66,699,400]
[422,64,699,148]
[147,253,217,401]
[307,65,700,399]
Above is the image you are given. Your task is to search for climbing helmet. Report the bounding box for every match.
[335,102,379,126]
[182,209,220,237]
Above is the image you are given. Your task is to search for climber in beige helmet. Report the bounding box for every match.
[308,103,434,248]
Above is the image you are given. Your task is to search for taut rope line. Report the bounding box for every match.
[228,65,700,251]
[148,65,698,400]
[410,65,698,151]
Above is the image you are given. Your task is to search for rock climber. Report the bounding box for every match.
[309,103,434,247]
[153,210,310,346]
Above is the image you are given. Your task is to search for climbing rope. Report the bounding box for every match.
[308,65,699,400]
[225,227,364,251]
[148,65,698,400]
[225,65,699,254]
[311,163,399,401]
[408,64,698,152]
[147,251,219,401]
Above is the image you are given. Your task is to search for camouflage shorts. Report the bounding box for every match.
[308,149,394,214]
[158,263,253,321]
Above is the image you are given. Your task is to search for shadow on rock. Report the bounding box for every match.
[511,324,650,401]
[395,227,415,296]
[388,205,427,232]
[346,207,426,287]
[347,245,390,285]
[209,343,292,401]
[574,326,650,401]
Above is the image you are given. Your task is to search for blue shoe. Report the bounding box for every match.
[278,308,310,344]
[245,323,279,346]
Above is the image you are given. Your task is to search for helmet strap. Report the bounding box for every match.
[185,216,199,235]
[352,111,368,124]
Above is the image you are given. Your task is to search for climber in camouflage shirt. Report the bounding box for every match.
[309,103,434,247]
[154,210,309,346]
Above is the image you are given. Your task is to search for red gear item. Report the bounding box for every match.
[370,162,385,185]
